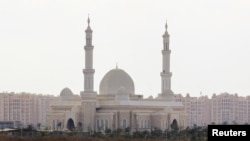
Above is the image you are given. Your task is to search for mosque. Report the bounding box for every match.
[47,17,187,132]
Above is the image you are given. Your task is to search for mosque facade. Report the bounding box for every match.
[47,17,187,132]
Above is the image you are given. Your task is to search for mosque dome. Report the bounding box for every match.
[99,68,135,95]
[60,87,73,96]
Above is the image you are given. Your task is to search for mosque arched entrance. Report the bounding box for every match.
[67,118,75,131]
[170,119,179,131]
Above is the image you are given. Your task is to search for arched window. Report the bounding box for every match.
[101,119,104,129]
[96,119,100,130]
[105,120,108,130]
[123,119,126,129]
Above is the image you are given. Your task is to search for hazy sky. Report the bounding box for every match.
[0,0,250,98]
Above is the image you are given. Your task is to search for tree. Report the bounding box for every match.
[132,131,143,138]
[105,128,111,135]
[37,123,41,130]
[112,128,122,137]
[222,121,228,125]
[125,127,130,133]
[27,124,33,131]
[78,122,83,131]
[57,122,62,131]
[26,124,34,137]
[142,130,150,138]
[151,127,162,137]
[232,120,238,125]
[211,122,216,125]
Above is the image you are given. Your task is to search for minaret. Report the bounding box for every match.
[81,16,97,132]
[161,21,174,98]
[83,16,95,93]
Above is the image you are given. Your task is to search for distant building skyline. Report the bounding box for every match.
[1,91,250,128]
[177,92,250,127]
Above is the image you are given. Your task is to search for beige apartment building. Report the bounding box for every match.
[175,94,211,127]
[176,93,250,127]
[0,92,56,127]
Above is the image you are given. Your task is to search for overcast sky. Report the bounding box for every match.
[0,0,250,98]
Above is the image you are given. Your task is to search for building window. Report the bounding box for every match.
[105,120,108,130]
[123,119,126,129]
[97,119,107,130]
[96,119,100,130]
[53,120,55,130]
[101,119,104,129]
[162,120,166,130]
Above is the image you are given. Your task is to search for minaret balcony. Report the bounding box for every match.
[83,69,95,73]
[162,50,171,54]
[161,72,172,77]
[84,45,94,50]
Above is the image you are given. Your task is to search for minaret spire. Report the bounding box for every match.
[163,20,169,50]
[160,20,174,100]
[87,14,90,26]
[165,20,168,30]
